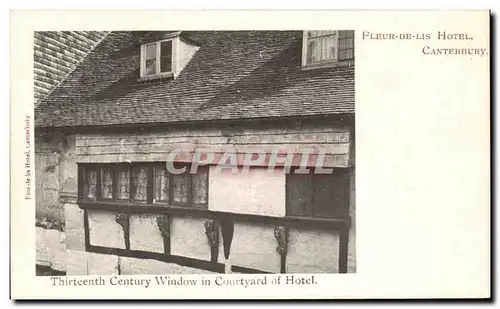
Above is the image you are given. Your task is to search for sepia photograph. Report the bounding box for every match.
[33,30,356,277]
[10,9,490,300]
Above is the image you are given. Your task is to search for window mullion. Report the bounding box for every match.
[111,165,117,201]
[342,170,351,219]
[309,173,315,217]
[204,167,209,205]
[187,168,193,207]
[152,165,157,202]
[168,170,174,205]
[302,31,309,67]
[173,38,178,74]
[140,45,144,77]
[96,166,102,201]
[156,42,161,73]
[147,164,154,204]
[78,165,85,201]
[129,165,134,203]
[335,31,340,62]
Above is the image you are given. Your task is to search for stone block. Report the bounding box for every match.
[66,249,88,276]
[286,228,339,273]
[36,227,50,265]
[64,203,86,251]
[44,228,67,272]
[88,253,119,275]
[129,214,164,253]
[65,226,86,251]
[88,210,126,249]
[230,222,280,273]
[64,203,83,230]
[170,217,211,261]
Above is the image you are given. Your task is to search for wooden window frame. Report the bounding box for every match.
[99,166,114,202]
[113,163,131,203]
[190,165,209,208]
[152,163,170,204]
[80,165,100,202]
[140,37,177,79]
[130,164,150,204]
[78,162,209,210]
[285,168,351,219]
[170,168,192,207]
[301,30,355,69]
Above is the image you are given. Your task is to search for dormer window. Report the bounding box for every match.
[302,30,354,68]
[140,32,200,80]
[141,39,174,78]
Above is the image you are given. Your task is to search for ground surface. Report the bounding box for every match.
[36,264,66,276]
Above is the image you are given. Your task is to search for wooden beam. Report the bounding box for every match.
[79,201,350,231]
[87,245,226,273]
[83,209,90,250]
[156,214,171,255]
[338,226,349,273]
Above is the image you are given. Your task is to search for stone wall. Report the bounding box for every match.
[35,131,77,271]
[35,226,66,272]
[35,131,77,222]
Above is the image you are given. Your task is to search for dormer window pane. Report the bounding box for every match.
[303,30,354,67]
[145,43,157,75]
[307,40,317,63]
[306,31,337,64]
[338,30,354,61]
[160,40,173,73]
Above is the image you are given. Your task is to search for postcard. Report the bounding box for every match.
[10,9,490,300]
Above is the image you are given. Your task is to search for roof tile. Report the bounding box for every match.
[35,31,354,128]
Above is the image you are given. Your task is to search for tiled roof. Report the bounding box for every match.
[35,31,354,128]
[34,31,108,105]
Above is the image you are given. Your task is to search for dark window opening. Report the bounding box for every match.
[286,168,350,219]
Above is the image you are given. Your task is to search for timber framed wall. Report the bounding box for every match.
[36,116,356,275]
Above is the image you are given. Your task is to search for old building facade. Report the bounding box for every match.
[35,30,355,275]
